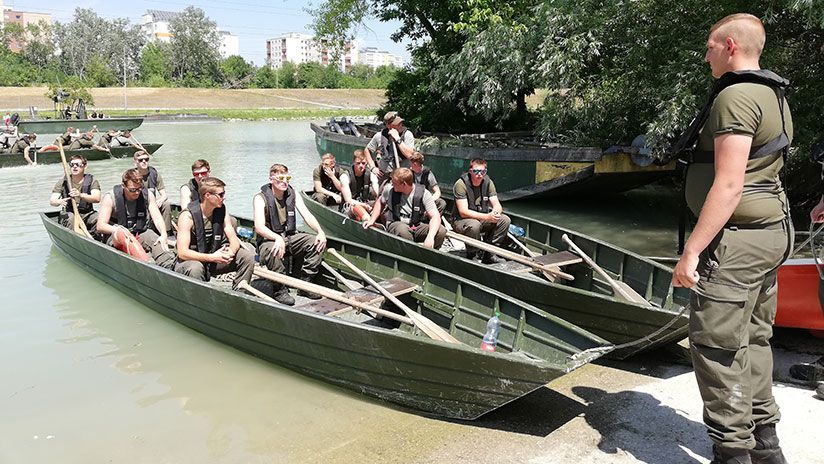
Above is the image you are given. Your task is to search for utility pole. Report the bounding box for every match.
[123,43,128,112]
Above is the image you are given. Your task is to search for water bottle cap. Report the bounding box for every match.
[494,310,501,317]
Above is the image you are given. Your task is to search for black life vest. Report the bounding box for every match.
[377,128,408,174]
[62,174,94,214]
[454,173,491,217]
[671,69,790,164]
[57,132,71,146]
[346,165,372,202]
[415,167,432,187]
[182,178,201,203]
[384,184,425,226]
[143,166,159,191]
[257,183,296,247]
[318,164,343,193]
[186,200,225,254]
[10,138,29,154]
[112,185,149,234]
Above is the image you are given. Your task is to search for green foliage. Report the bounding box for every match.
[253,66,278,88]
[0,47,35,85]
[140,42,173,83]
[85,54,118,87]
[220,55,253,86]
[45,77,94,107]
[278,61,298,88]
[296,62,325,88]
[169,6,221,80]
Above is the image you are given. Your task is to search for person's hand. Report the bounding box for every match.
[272,234,286,259]
[331,193,341,204]
[423,236,435,249]
[372,167,383,179]
[811,198,824,223]
[323,166,337,179]
[155,234,170,252]
[69,188,80,198]
[314,231,327,252]
[486,212,501,223]
[361,201,373,212]
[672,252,700,288]
[362,218,375,229]
[211,244,233,264]
[387,128,400,142]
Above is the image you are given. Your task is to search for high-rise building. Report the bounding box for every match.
[141,9,239,59]
[2,7,51,52]
[357,47,404,69]
[266,33,358,72]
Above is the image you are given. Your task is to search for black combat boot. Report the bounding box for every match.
[296,276,322,300]
[481,251,504,264]
[789,357,824,383]
[749,424,788,464]
[711,446,752,464]
[273,286,295,306]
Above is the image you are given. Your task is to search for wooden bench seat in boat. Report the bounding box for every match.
[512,251,583,274]
[295,277,418,315]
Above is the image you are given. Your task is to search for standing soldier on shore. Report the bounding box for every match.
[363,111,415,181]
[671,13,793,464]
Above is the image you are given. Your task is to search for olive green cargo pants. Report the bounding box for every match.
[689,221,792,449]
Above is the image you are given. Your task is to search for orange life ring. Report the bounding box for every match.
[40,144,59,152]
[112,227,150,262]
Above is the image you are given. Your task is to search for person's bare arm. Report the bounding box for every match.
[295,193,327,251]
[179,185,191,207]
[96,194,116,236]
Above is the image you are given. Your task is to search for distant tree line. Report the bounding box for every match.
[0,6,398,90]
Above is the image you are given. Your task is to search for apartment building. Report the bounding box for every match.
[141,9,239,58]
[358,47,404,69]
[266,33,358,72]
[2,5,52,52]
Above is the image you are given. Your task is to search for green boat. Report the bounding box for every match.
[302,191,691,358]
[312,121,676,201]
[17,117,143,134]
[41,210,612,420]
[0,143,162,168]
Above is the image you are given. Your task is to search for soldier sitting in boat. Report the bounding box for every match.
[48,154,101,234]
[409,151,446,216]
[68,131,108,152]
[110,129,138,148]
[134,150,171,236]
[174,177,255,292]
[339,149,379,221]
[97,130,118,151]
[96,168,175,269]
[180,159,211,206]
[363,167,446,249]
[452,158,511,264]
[311,153,344,206]
[253,163,328,305]
[0,124,17,150]
[364,111,415,181]
[10,132,42,165]
[55,127,75,147]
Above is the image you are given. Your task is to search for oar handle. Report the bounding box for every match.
[58,143,92,239]
[447,231,573,280]
[562,234,634,301]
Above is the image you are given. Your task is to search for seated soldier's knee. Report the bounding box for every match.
[174,260,207,281]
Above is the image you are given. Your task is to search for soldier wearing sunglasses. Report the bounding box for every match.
[451,158,510,264]
[180,159,211,206]
[253,163,328,305]
[49,154,101,233]
[96,168,175,269]
[134,150,171,236]
[174,177,255,291]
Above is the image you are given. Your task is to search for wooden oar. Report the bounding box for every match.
[561,234,651,306]
[327,248,461,344]
[321,261,362,291]
[252,267,414,327]
[446,231,574,280]
[129,133,146,152]
[58,143,92,238]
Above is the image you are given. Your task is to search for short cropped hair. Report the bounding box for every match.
[70,154,87,165]
[133,150,148,160]
[409,152,424,164]
[191,159,210,172]
[122,168,143,186]
[198,177,226,197]
[710,13,766,57]
[469,158,487,168]
[269,163,289,175]
[353,149,366,162]
[391,167,414,185]
[321,153,335,162]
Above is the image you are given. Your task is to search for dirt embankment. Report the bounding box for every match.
[0,87,387,111]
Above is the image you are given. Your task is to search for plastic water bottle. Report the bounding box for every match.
[236,226,254,240]
[480,311,502,352]
[508,223,526,237]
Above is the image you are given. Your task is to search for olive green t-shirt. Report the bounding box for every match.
[452,177,498,208]
[685,82,793,225]
[68,138,94,150]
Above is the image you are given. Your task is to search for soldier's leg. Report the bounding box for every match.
[413,223,447,248]
[435,197,447,216]
[60,211,74,228]
[211,246,256,290]
[258,240,287,273]
[285,232,322,280]
[138,229,176,269]
[311,191,331,205]
[452,218,482,257]
[386,221,415,241]
[159,199,172,235]
[82,211,99,235]
[173,259,207,281]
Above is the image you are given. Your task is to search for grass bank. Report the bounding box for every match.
[104,108,377,121]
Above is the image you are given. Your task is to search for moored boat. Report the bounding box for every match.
[311,121,676,201]
[41,210,612,420]
[0,143,162,168]
[302,191,691,358]
[776,257,824,334]
[17,117,143,134]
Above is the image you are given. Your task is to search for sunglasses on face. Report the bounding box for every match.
[69,162,84,168]
[471,169,487,175]
[210,191,226,199]
[124,186,142,193]
[193,170,210,178]
[270,175,292,182]
[136,157,149,163]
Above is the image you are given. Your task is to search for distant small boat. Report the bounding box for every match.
[0,143,162,168]
[17,117,143,134]
[311,120,677,201]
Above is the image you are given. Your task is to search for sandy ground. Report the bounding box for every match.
[0,87,387,111]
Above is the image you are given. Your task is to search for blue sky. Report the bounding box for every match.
[5,0,412,66]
